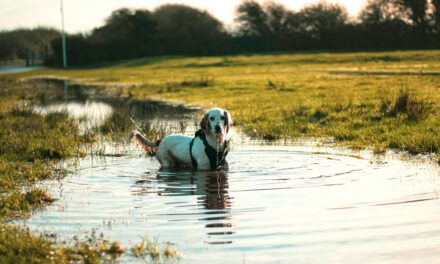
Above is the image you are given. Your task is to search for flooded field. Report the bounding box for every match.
[20,79,440,263]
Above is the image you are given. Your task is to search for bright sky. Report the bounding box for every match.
[0,0,366,33]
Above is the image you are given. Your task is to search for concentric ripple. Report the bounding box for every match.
[23,79,440,263]
[24,146,440,263]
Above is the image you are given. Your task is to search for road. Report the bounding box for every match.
[0,64,47,75]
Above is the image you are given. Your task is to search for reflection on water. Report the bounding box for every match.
[135,170,234,245]
[25,150,440,263]
[22,79,440,263]
[29,78,200,133]
[34,101,114,129]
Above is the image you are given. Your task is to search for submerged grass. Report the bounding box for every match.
[95,101,171,142]
[11,50,440,158]
[131,237,179,262]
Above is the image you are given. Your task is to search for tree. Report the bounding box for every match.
[394,0,428,29]
[0,27,59,61]
[235,1,299,51]
[50,34,89,65]
[153,4,228,55]
[432,0,440,33]
[264,2,295,49]
[296,2,349,49]
[236,0,270,37]
[393,0,429,47]
[90,8,157,60]
[360,0,403,24]
[358,0,411,49]
[265,2,289,35]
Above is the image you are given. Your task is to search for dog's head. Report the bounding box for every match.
[200,108,233,137]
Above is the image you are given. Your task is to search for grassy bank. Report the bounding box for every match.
[10,50,440,157]
[0,79,80,219]
[0,79,127,263]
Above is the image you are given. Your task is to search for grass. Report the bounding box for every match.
[0,79,127,263]
[131,237,179,262]
[1,49,439,262]
[0,226,126,264]
[95,100,170,141]
[382,88,434,121]
[10,50,440,158]
[1,49,439,261]
[0,79,179,263]
[0,79,82,219]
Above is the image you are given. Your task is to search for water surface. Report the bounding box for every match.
[23,79,440,263]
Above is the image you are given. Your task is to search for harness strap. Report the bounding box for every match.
[189,137,197,169]
[203,139,227,170]
[189,129,228,170]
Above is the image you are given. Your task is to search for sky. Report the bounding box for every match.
[0,0,367,33]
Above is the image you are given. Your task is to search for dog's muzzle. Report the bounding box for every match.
[215,125,222,134]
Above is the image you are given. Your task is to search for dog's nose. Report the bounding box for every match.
[215,125,222,133]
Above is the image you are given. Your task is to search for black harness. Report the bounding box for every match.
[189,129,228,170]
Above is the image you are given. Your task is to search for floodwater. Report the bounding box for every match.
[22,79,440,263]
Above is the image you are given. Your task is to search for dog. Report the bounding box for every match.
[129,107,233,170]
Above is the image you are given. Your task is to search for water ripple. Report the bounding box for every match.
[20,149,440,263]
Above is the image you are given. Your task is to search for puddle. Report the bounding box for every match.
[29,78,200,134]
[322,70,440,76]
[20,79,440,263]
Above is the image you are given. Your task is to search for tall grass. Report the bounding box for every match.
[382,89,434,121]
[181,75,214,87]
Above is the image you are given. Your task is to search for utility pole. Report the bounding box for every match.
[60,0,67,68]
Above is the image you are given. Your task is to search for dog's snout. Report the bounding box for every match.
[215,125,222,133]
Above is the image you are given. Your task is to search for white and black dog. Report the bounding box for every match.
[129,107,233,170]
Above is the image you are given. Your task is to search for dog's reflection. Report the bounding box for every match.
[196,171,231,210]
[133,170,234,244]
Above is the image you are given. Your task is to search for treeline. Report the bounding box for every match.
[233,0,440,51]
[0,27,59,62]
[8,0,440,66]
[49,5,230,65]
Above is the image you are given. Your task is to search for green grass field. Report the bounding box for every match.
[2,50,440,262]
[13,50,440,157]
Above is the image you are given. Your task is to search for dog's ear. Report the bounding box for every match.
[224,110,233,132]
[200,113,209,131]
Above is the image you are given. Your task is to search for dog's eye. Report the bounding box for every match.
[220,116,225,120]
[209,117,215,121]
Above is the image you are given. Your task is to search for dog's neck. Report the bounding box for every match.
[205,132,226,150]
